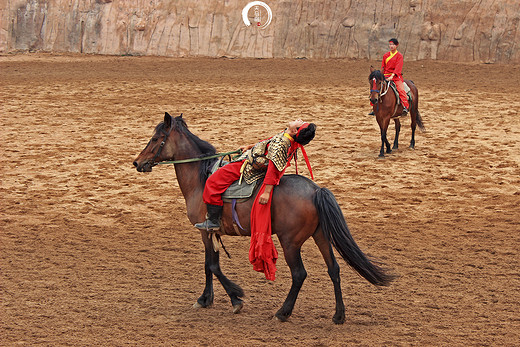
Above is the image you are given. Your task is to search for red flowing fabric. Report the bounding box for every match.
[248,128,314,281]
[249,183,278,280]
[381,50,409,108]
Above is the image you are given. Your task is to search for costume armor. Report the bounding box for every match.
[233,132,292,184]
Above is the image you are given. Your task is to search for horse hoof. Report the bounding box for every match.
[193,301,212,309]
[274,312,290,322]
[232,302,243,314]
[332,314,345,325]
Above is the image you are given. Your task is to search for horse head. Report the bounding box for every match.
[134,112,217,175]
[369,66,385,105]
[133,112,178,172]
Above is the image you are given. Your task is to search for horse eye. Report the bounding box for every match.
[151,138,158,142]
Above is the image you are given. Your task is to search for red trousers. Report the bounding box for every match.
[202,161,244,206]
[393,79,409,109]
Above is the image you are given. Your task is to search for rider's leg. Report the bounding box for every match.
[195,161,244,230]
[394,80,409,114]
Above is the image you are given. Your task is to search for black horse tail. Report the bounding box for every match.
[408,80,425,131]
[416,109,425,131]
[313,188,395,286]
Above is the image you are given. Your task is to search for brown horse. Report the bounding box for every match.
[369,66,425,157]
[133,112,395,324]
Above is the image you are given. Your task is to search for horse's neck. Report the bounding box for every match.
[173,162,206,223]
[174,160,202,193]
[381,81,396,104]
[170,138,207,223]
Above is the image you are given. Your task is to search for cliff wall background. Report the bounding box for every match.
[1,0,519,63]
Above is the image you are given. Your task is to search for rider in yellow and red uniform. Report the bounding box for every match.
[195,119,316,280]
[382,38,409,114]
[195,119,316,230]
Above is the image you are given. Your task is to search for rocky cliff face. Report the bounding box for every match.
[2,0,519,63]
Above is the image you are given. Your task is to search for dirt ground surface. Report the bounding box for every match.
[1,53,519,346]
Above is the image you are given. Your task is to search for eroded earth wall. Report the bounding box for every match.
[1,0,519,63]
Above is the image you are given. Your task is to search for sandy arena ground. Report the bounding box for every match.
[1,53,519,345]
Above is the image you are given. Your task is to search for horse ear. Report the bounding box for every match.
[179,113,183,118]
[164,112,172,128]
[370,65,375,72]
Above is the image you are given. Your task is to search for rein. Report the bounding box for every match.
[370,78,391,114]
[373,79,401,118]
[380,80,390,97]
[158,149,242,165]
[372,79,390,98]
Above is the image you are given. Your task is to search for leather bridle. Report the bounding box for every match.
[151,123,173,166]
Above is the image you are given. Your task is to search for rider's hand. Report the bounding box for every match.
[239,144,254,152]
[258,191,270,204]
[258,184,274,204]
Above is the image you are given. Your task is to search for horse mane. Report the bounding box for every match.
[369,69,385,81]
[158,116,218,184]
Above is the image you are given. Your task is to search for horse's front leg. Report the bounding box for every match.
[378,116,392,157]
[392,118,401,150]
[196,232,245,313]
[275,244,307,322]
[379,130,392,157]
[194,233,216,309]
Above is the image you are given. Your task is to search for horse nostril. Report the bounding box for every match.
[133,161,138,167]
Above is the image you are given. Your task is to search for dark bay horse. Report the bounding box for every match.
[133,112,395,324]
[369,66,425,157]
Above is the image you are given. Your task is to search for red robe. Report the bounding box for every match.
[249,160,286,281]
[381,50,409,108]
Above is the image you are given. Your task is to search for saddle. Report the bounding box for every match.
[388,81,413,118]
[208,160,259,238]
[210,160,258,201]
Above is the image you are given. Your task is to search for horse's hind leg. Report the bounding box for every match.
[410,88,421,149]
[393,118,401,150]
[313,229,345,324]
[410,112,417,149]
[275,243,307,322]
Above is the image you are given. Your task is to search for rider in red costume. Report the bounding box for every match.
[195,119,316,280]
[195,119,316,230]
[382,38,409,114]
[370,38,409,115]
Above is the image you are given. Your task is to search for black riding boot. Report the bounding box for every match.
[194,204,223,230]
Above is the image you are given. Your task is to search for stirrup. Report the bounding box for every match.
[194,219,221,231]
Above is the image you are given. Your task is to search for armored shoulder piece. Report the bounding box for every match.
[266,133,292,172]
